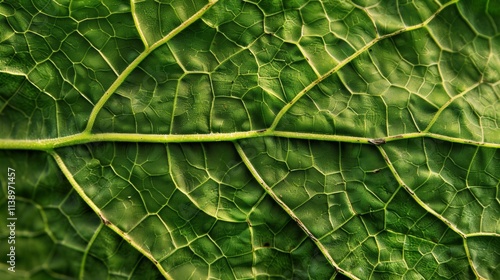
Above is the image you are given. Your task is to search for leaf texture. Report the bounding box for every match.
[1,0,499,279]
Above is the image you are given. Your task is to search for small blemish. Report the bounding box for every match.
[101,216,110,225]
[368,138,386,145]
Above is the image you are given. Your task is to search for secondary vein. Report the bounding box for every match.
[84,0,220,134]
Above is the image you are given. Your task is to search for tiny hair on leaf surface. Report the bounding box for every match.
[0,0,499,279]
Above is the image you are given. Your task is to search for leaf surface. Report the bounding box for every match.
[1,0,499,279]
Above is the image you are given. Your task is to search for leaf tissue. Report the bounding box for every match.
[0,0,499,279]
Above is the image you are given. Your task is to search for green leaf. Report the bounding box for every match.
[1,0,499,279]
